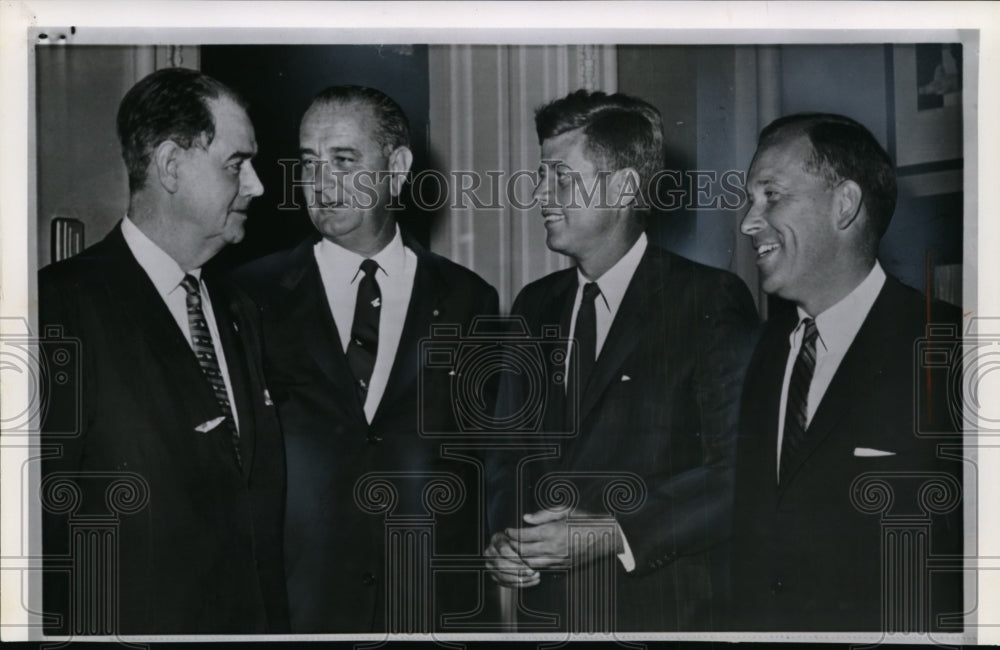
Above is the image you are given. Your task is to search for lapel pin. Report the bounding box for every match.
[263,389,273,406]
[232,321,240,333]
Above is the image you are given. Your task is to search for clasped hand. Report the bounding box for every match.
[483,507,622,588]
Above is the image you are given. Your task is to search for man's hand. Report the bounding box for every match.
[484,531,540,588]
[506,508,621,571]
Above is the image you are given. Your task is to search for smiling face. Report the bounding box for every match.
[299,102,409,254]
[533,128,630,274]
[174,97,263,249]
[741,134,843,313]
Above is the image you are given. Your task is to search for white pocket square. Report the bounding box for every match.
[854,447,896,457]
[621,375,631,382]
[195,416,226,433]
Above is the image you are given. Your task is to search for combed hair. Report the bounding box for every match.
[116,67,247,193]
[534,89,664,206]
[307,85,410,157]
[759,112,897,241]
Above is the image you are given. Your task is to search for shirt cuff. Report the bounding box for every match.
[615,522,636,572]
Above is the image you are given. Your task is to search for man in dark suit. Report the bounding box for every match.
[483,90,758,632]
[731,113,964,631]
[235,86,499,633]
[39,67,288,635]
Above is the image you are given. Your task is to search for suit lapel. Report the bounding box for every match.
[779,282,897,491]
[370,250,442,426]
[207,280,257,478]
[281,242,368,427]
[751,315,795,491]
[576,248,663,425]
[103,227,239,464]
[544,272,576,435]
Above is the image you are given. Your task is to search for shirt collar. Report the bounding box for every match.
[576,232,648,313]
[315,224,405,283]
[120,215,199,296]
[794,261,886,354]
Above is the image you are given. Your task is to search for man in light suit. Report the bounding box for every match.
[40,67,288,634]
[731,113,963,631]
[484,90,758,631]
[236,86,499,633]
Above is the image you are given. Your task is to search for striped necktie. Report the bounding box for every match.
[180,274,241,467]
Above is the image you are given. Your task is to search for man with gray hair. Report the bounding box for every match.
[237,85,498,633]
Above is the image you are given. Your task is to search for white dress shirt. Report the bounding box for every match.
[120,215,239,431]
[775,262,887,479]
[564,232,648,572]
[314,225,417,423]
[565,232,648,378]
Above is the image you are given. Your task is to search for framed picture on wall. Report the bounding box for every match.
[890,43,963,196]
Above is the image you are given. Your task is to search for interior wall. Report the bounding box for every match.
[36,46,140,267]
[618,43,964,310]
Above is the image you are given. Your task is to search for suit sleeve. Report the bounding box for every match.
[616,271,758,575]
[38,266,91,633]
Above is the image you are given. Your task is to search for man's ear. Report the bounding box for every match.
[388,146,414,198]
[611,167,641,210]
[153,140,182,193]
[833,179,863,231]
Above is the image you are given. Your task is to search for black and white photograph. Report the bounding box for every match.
[1,2,997,648]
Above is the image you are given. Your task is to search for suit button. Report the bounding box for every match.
[366,433,383,445]
[363,572,376,586]
[771,580,784,594]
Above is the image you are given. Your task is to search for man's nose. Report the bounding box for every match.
[740,200,764,236]
[242,162,264,198]
[532,174,553,207]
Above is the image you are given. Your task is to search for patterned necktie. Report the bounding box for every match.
[180,274,241,467]
[345,258,382,405]
[780,317,819,483]
[570,282,601,399]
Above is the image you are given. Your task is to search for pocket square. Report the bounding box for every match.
[621,375,631,382]
[195,416,226,433]
[854,447,896,457]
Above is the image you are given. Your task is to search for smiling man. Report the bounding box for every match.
[484,89,757,631]
[40,67,288,634]
[236,85,498,633]
[730,113,963,631]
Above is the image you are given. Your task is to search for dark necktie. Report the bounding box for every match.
[570,281,601,399]
[180,274,241,467]
[346,258,382,405]
[780,317,819,483]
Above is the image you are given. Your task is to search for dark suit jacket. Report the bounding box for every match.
[730,275,964,631]
[39,224,289,635]
[487,243,758,632]
[235,230,500,633]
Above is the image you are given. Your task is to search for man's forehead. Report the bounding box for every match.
[207,97,256,149]
[302,101,375,136]
[749,134,814,179]
[540,128,592,164]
